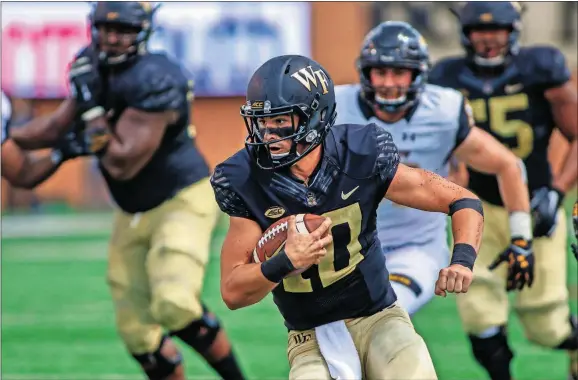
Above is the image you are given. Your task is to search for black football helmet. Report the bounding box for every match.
[241,55,338,170]
[357,21,430,114]
[89,1,159,66]
[454,2,523,68]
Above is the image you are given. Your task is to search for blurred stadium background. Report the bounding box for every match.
[1,2,577,379]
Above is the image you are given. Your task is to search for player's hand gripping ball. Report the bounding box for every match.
[253,214,332,276]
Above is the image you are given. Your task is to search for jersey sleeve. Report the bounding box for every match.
[454,95,475,150]
[210,165,255,220]
[374,124,400,192]
[1,91,12,145]
[532,46,571,89]
[127,59,191,112]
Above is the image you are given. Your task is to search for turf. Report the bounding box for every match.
[2,203,577,380]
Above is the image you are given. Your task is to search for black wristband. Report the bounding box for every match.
[450,243,477,271]
[260,248,296,283]
[449,198,484,217]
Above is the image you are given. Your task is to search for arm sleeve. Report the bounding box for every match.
[127,62,189,112]
[210,166,255,220]
[374,124,400,193]
[533,46,571,89]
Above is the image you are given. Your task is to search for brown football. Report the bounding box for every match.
[252,214,327,275]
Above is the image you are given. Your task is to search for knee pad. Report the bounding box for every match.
[132,336,182,380]
[518,307,574,348]
[469,326,514,380]
[170,304,221,353]
[555,315,578,351]
[150,291,203,331]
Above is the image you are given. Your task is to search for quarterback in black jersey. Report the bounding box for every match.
[430,2,578,380]
[211,54,486,379]
[8,3,245,380]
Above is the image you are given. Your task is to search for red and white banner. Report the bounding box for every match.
[1,2,311,98]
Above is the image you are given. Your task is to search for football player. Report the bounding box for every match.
[210,54,486,380]
[429,2,578,380]
[335,21,534,317]
[11,3,245,380]
[1,91,89,188]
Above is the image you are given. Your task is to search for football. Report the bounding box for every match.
[253,214,328,274]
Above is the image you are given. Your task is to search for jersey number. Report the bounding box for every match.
[283,203,364,293]
[469,93,533,159]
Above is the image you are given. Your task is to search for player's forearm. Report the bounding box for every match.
[85,117,136,181]
[552,139,577,193]
[221,264,278,310]
[496,159,530,213]
[450,208,484,252]
[10,99,76,150]
[11,116,66,149]
[10,153,61,189]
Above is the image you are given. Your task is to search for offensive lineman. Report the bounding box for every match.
[430,2,578,379]
[335,21,534,316]
[8,3,245,379]
[211,53,486,379]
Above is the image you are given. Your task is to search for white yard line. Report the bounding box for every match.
[2,214,113,238]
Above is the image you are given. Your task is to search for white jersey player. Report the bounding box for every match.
[335,21,534,315]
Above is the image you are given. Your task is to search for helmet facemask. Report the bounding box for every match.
[241,94,335,170]
[463,23,519,68]
[360,64,427,114]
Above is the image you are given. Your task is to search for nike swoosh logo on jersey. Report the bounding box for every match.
[505,83,524,94]
[341,186,360,200]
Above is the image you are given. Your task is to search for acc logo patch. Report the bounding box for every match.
[265,206,286,219]
[251,101,264,109]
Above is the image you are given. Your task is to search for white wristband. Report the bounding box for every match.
[509,211,533,241]
[81,106,105,122]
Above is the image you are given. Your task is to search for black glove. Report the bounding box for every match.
[68,47,104,119]
[489,238,535,291]
[53,126,110,161]
[530,186,564,238]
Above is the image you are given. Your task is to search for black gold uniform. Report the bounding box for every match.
[102,51,219,355]
[213,123,399,331]
[430,46,570,205]
[429,46,573,349]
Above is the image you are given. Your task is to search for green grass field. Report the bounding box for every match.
[2,201,577,380]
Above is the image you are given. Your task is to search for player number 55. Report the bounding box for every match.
[469,93,534,159]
